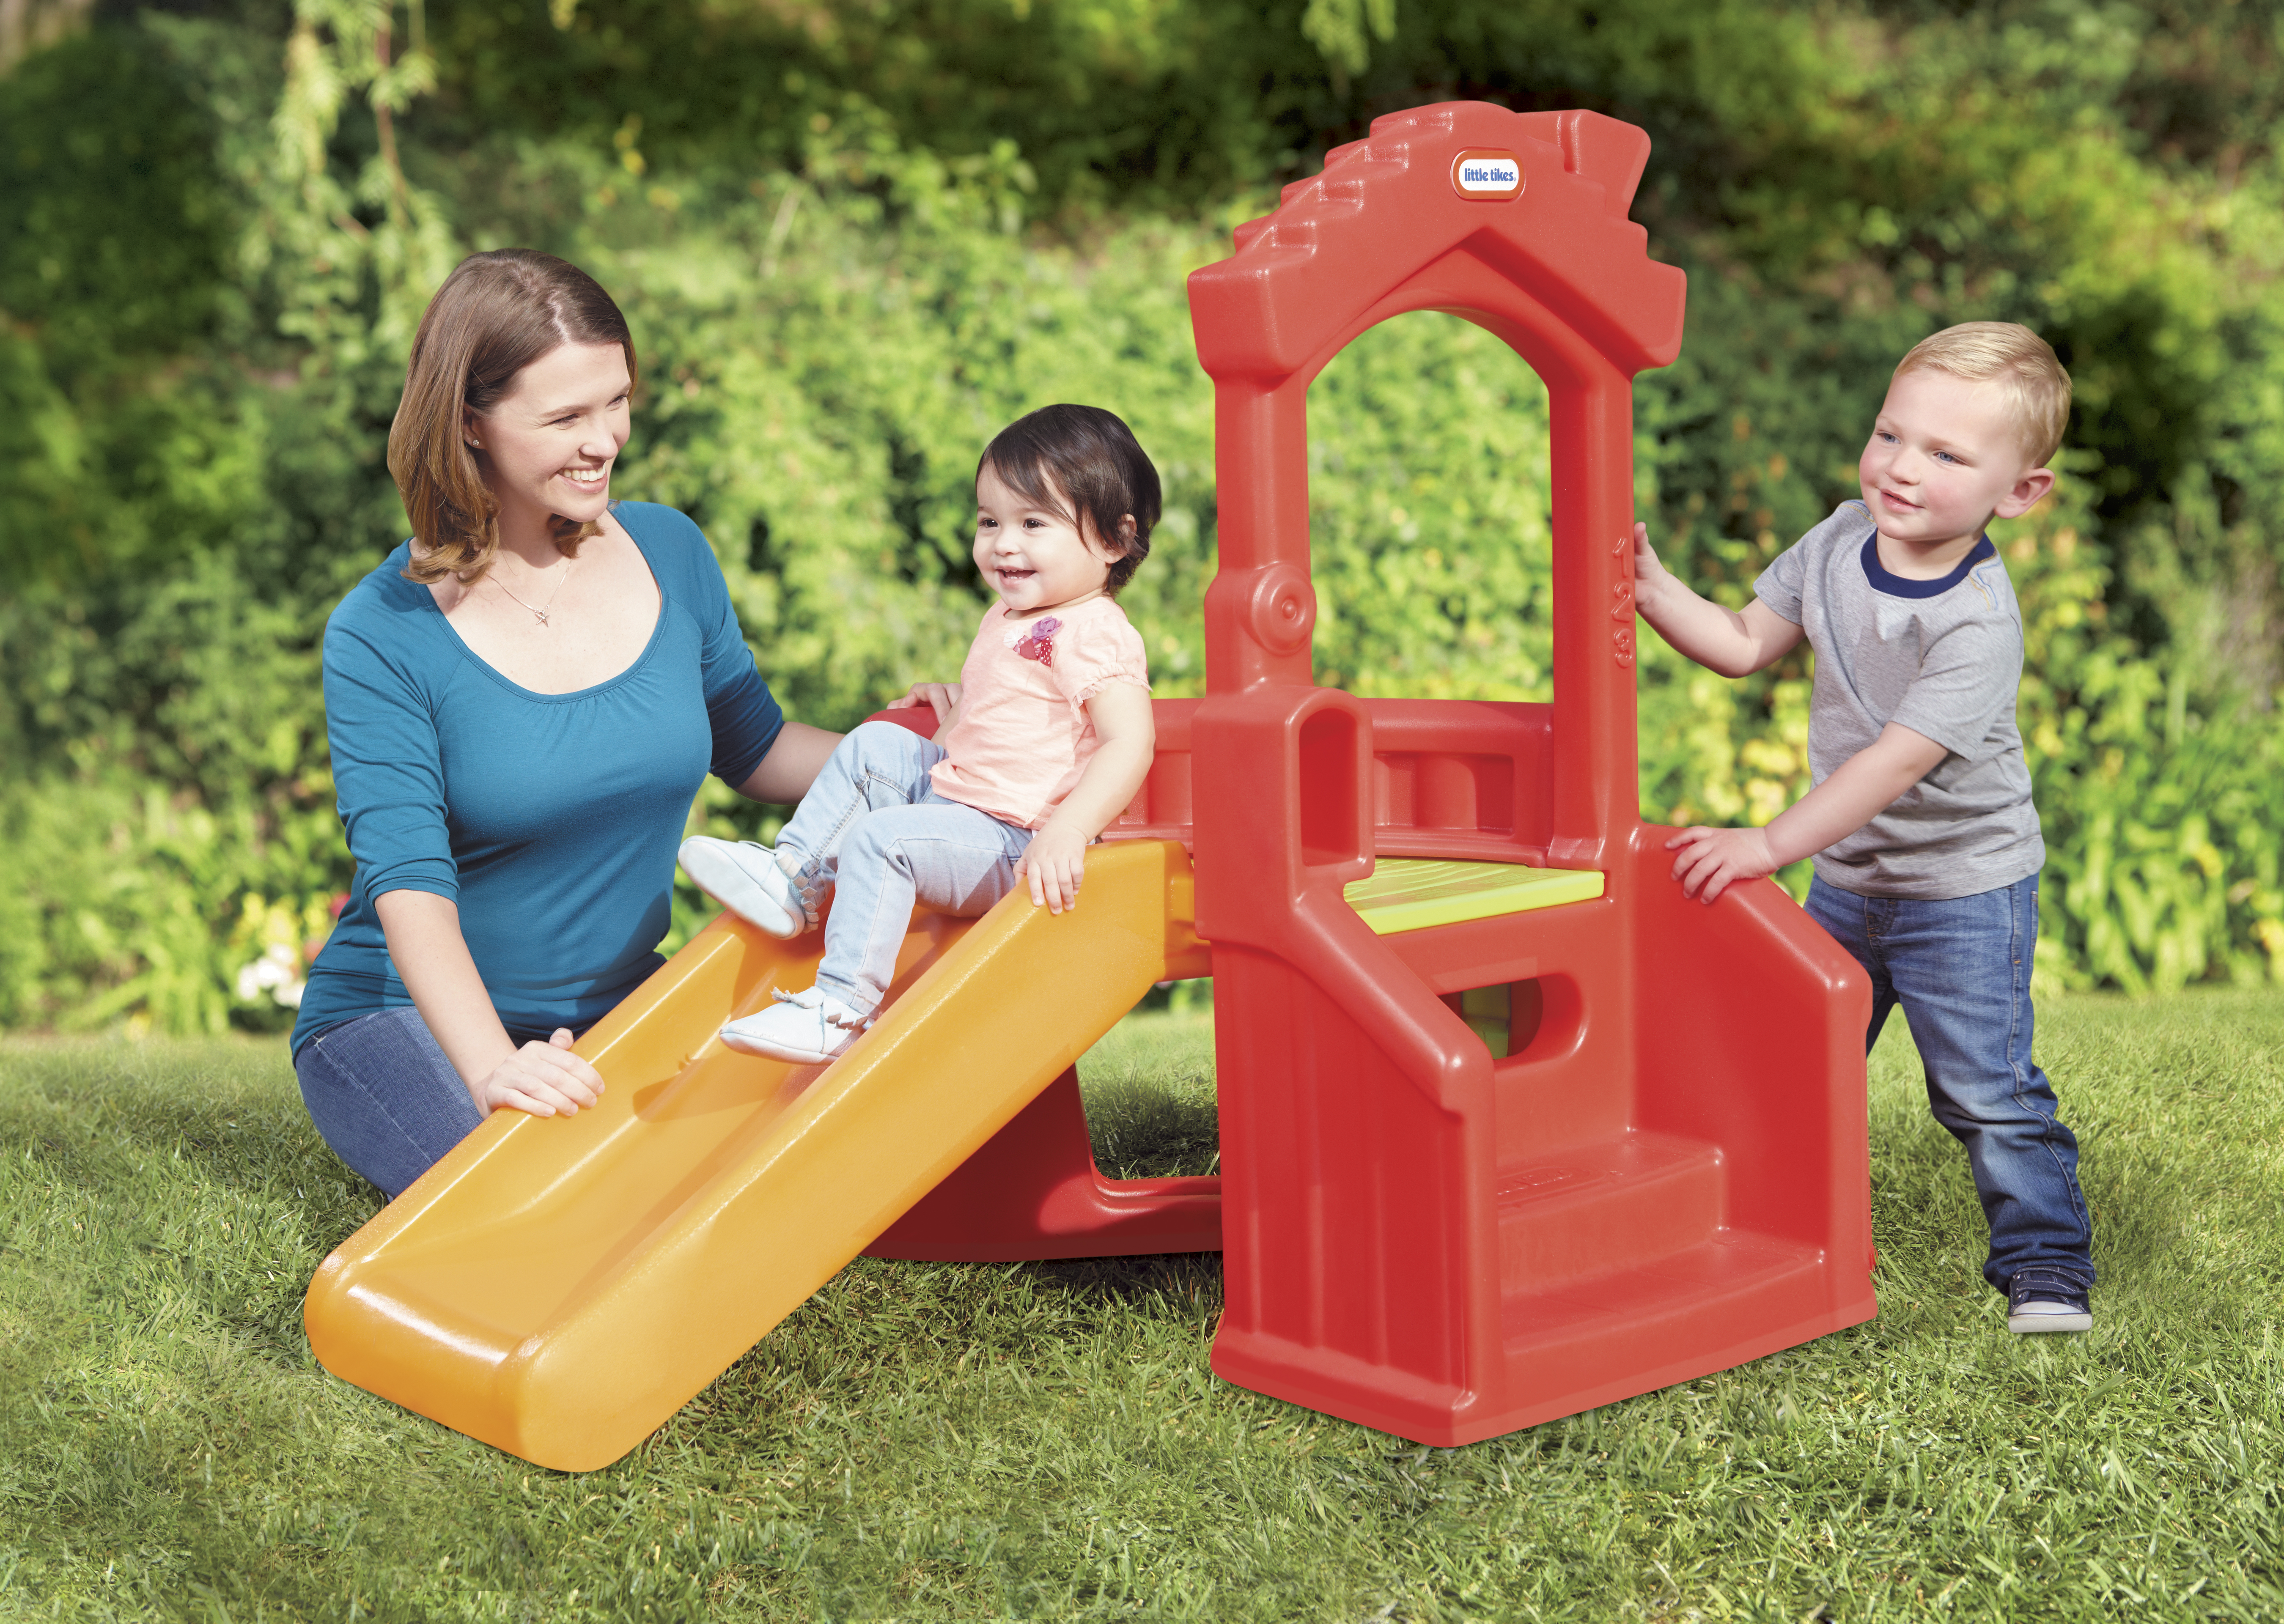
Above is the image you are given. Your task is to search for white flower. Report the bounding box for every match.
[235,942,305,1008]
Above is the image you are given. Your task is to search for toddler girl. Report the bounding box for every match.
[679,403,1159,1062]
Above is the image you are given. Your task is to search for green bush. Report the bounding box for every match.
[4,0,2282,1031]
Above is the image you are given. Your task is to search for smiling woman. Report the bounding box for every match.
[288,251,845,1200]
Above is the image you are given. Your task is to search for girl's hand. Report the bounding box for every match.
[1016,825,1090,914]
[888,682,963,727]
[476,1029,605,1117]
[1666,825,1779,903]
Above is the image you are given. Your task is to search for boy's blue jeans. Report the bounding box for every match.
[778,720,1033,1017]
[1805,872,2095,1295]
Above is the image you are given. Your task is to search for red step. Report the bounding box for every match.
[1496,1131,1721,1294]
[1500,1227,1833,1418]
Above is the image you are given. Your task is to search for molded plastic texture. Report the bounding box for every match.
[1185,100,1877,1445]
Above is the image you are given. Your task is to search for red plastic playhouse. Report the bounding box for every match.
[877,101,1880,1444]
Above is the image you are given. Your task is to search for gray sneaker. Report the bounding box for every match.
[679,836,815,938]
[2006,1270,2092,1334]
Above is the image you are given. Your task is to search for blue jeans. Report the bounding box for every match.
[778,721,1033,1017]
[294,1007,484,1200]
[1806,872,2094,1294]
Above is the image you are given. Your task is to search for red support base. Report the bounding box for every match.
[866,1068,1223,1262]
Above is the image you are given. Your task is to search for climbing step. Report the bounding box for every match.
[1502,1229,1828,1357]
[1345,859,1604,935]
[1496,1132,1723,1294]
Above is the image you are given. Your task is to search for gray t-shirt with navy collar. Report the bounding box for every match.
[1754,499,2045,900]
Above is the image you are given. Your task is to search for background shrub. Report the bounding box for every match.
[3,0,2281,1029]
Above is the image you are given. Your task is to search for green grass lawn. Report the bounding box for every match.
[3,991,2282,1621]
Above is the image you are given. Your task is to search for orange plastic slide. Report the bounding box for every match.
[303,838,1206,1472]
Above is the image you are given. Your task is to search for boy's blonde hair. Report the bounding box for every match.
[1894,321,2072,467]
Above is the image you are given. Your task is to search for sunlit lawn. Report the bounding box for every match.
[3,989,2282,1621]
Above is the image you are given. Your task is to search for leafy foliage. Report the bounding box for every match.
[4,0,2283,1029]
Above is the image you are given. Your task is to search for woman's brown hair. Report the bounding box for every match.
[387,250,638,585]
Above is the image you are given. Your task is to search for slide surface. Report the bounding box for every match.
[304,839,1202,1471]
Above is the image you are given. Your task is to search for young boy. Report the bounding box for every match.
[1633,321,2095,1335]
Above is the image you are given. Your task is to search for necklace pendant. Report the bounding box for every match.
[534,610,550,626]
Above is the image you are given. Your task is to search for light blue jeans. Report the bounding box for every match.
[1806,872,2094,1295]
[780,721,1033,1017]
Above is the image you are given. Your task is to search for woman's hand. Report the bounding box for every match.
[1016,824,1090,914]
[474,1028,606,1116]
[888,682,963,728]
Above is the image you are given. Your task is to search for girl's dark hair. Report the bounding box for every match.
[388,250,638,585]
[978,404,1161,595]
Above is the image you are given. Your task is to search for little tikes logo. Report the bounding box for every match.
[1450,148,1524,200]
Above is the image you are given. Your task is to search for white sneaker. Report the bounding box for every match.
[679,836,815,938]
[719,986,870,1063]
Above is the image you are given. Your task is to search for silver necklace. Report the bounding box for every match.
[490,557,575,626]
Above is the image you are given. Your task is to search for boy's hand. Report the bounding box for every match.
[1016,824,1089,914]
[1631,521,1670,601]
[1628,521,1805,678]
[1666,825,1780,903]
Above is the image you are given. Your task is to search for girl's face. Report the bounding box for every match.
[467,341,632,538]
[972,462,1127,617]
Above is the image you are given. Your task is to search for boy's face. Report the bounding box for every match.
[1859,368,2055,555]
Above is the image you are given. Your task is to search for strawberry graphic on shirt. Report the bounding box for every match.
[1013,617,1061,667]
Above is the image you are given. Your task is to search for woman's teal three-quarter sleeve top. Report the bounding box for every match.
[290,502,784,1053]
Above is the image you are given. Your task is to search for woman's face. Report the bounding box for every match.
[469,341,632,534]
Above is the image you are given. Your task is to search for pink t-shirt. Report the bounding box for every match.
[931,598,1151,830]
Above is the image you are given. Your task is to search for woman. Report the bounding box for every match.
[290,249,840,1199]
